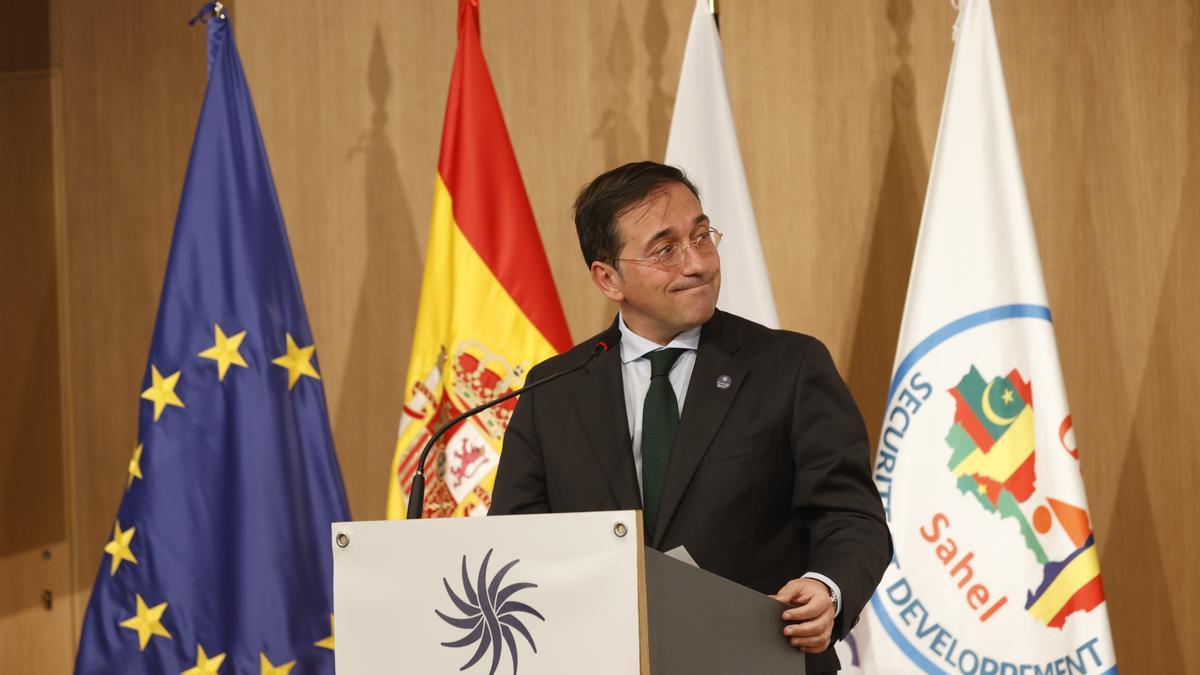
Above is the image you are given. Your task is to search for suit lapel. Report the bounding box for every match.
[574,331,642,511]
[653,312,746,546]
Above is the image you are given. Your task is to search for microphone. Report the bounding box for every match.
[406,333,617,520]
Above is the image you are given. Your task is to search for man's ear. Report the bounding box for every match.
[590,261,625,303]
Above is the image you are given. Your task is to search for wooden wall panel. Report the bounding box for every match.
[0,70,72,674]
[727,1,944,434]
[54,0,208,637]
[233,0,696,521]
[0,71,65,579]
[484,0,694,335]
[236,3,1200,669]
[0,2,50,71]
[17,0,1197,672]
[991,3,1195,669]
[232,0,455,525]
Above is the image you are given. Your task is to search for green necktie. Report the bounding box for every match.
[641,348,686,538]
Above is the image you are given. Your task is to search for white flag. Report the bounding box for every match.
[852,1,1117,673]
[665,0,778,328]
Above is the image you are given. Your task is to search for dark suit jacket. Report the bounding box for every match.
[491,310,891,673]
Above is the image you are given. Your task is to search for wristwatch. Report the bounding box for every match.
[815,579,840,615]
[801,571,841,617]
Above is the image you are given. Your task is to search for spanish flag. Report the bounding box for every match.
[387,0,572,519]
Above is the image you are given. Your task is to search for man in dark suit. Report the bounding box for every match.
[491,161,890,672]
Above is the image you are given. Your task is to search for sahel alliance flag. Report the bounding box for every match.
[848,0,1116,673]
[387,0,572,519]
[74,4,349,674]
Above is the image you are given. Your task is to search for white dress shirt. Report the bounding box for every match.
[616,312,843,615]
[618,313,701,491]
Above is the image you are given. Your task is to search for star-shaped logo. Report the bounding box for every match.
[271,333,320,390]
[438,549,544,675]
[198,324,249,381]
[104,520,138,575]
[118,593,171,650]
[259,652,296,674]
[141,365,185,421]
[127,443,143,488]
[182,644,226,675]
[314,614,335,650]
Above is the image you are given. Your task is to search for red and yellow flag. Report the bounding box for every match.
[387,0,572,519]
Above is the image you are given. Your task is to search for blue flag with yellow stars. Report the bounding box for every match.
[74,4,350,674]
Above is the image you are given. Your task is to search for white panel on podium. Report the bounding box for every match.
[333,511,643,675]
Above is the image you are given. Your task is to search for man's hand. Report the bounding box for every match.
[772,577,836,653]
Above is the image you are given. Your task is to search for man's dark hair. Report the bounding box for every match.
[572,161,700,268]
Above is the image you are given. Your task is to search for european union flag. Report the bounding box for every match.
[74,5,350,673]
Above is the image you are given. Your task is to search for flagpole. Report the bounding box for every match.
[708,0,720,31]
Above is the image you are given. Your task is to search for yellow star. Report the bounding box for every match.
[1001,388,1015,405]
[182,644,226,675]
[118,593,171,650]
[976,482,989,495]
[198,324,249,381]
[104,520,138,575]
[141,365,185,421]
[314,614,335,650]
[271,333,320,390]
[127,443,144,488]
[259,652,296,675]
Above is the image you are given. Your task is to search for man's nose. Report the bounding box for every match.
[678,244,717,276]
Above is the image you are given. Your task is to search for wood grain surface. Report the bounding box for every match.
[3,0,1196,672]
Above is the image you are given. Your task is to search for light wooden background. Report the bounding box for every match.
[3,0,1197,672]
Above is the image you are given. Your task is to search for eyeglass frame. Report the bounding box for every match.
[607,227,723,268]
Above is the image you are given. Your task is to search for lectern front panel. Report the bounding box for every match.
[333,511,642,675]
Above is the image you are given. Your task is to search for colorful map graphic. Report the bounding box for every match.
[945,366,1106,629]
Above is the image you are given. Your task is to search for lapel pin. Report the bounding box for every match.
[716,375,732,390]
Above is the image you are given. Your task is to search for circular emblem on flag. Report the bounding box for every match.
[437,549,545,675]
[865,305,1116,674]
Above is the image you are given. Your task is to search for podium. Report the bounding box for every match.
[332,510,804,674]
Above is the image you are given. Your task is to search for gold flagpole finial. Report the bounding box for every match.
[189,1,226,27]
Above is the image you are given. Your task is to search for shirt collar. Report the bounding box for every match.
[618,312,702,365]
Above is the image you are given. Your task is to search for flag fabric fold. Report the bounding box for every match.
[664,0,778,328]
[74,8,349,674]
[849,1,1116,672]
[387,0,571,520]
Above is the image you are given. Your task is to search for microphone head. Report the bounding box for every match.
[589,327,621,362]
[595,326,621,355]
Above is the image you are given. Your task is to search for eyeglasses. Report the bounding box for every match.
[610,228,723,268]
